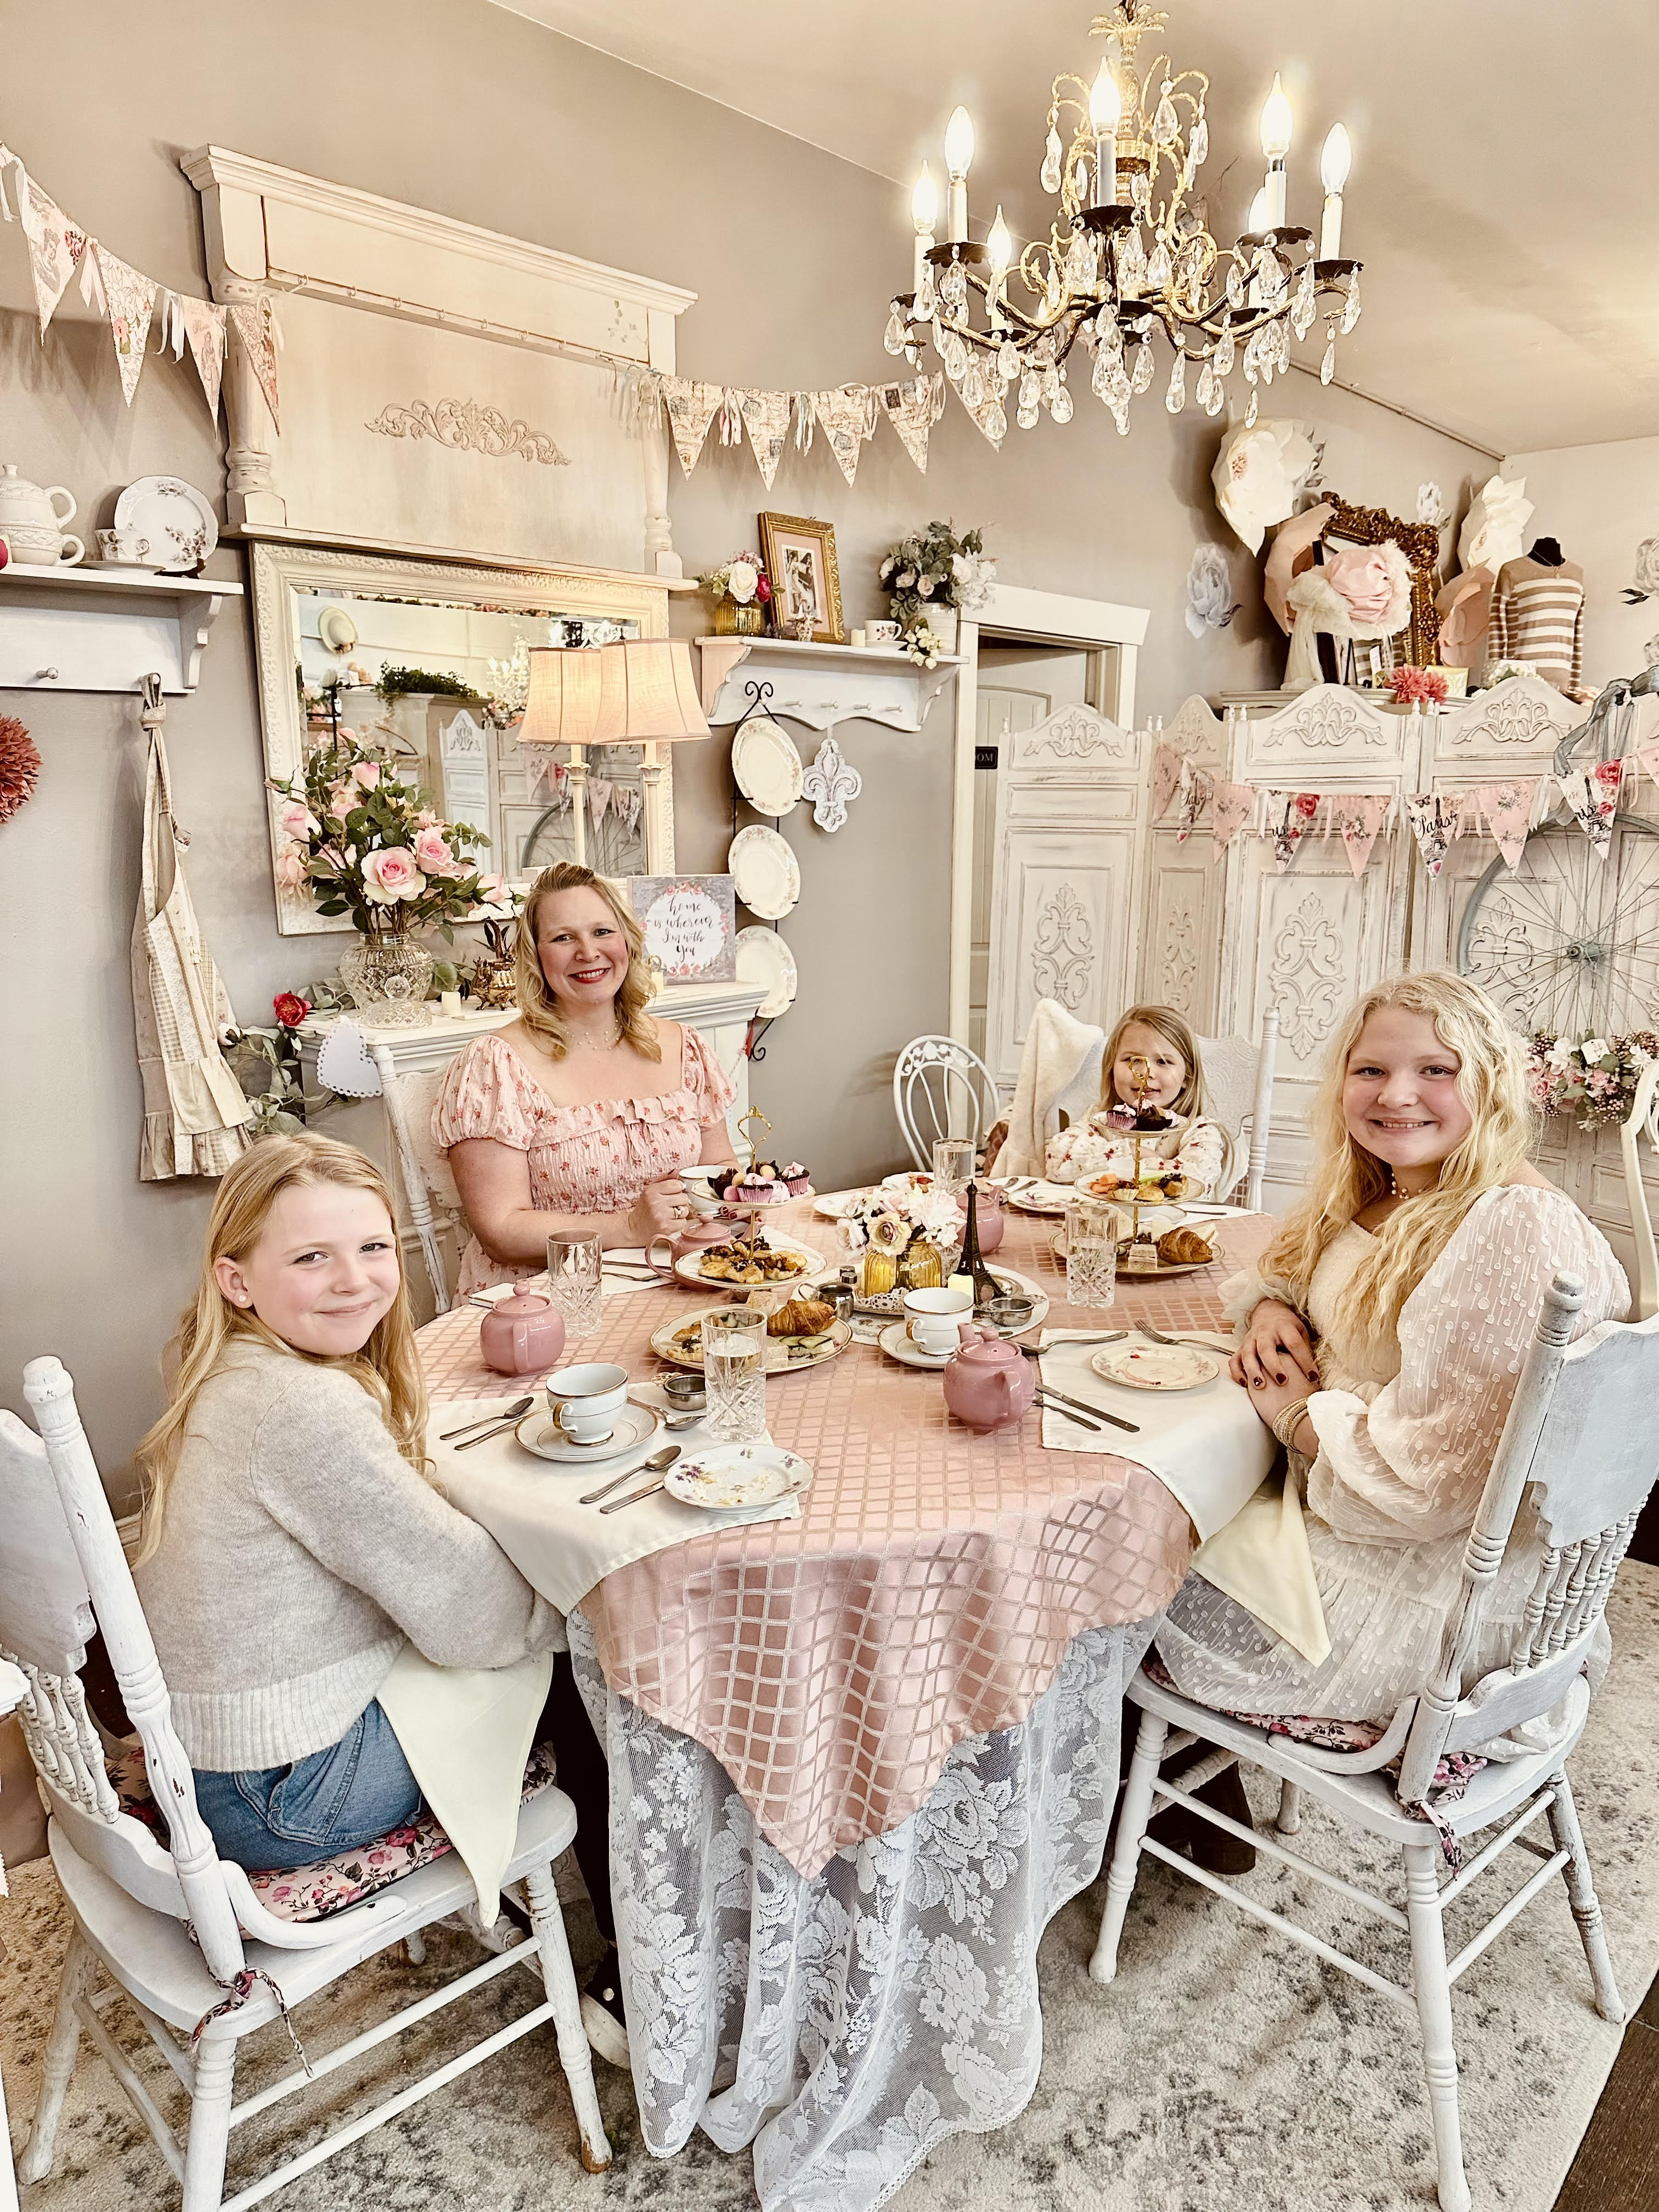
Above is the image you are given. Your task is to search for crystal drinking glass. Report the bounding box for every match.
[931,1136,977,1198]
[701,1308,768,1443]
[1064,1197,1119,1312]
[546,1233,603,1340]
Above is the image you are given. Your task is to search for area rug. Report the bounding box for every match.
[4,1565,1655,2212]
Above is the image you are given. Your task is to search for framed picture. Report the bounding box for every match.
[624,873,738,983]
[758,512,844,644]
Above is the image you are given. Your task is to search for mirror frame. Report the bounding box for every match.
[249,539,676,935]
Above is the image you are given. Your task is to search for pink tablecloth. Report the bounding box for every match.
[417,1200,1274,1875]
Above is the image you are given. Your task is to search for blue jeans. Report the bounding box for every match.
[193,1700,424,1870]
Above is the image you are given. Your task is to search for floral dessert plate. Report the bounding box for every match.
[731,716,804,817]
[665,1443,812,1511]
[812,1188,868,1220]
[995,1178,1075,1217]
[113,476,217,573]
[728,824,800,919]
[1090,1341,1223,1392]
[733,925,799,1018]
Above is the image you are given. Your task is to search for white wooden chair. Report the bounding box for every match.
[1091,1271,1656,2212]
[371,1048,470,1316]
[893,1035,1003,1170]
[1618,1054,1659,1321]
[0,1653,26,2212]
[1194,1008,1279,1210]
[4,1358,610,2210]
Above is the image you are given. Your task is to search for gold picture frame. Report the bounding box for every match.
[758,512,844,644]
[1323,496,1443,669]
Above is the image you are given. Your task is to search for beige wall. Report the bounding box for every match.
[1499,437,1659,691]
[0,0,1488,1503]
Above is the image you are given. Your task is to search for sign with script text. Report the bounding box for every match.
[625,873,738,983]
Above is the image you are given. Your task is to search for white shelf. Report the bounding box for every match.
[696,634,962,734]
[0,564,245,695]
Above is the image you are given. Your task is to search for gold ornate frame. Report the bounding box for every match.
[1322,497,1443,669]
[758,511,845,644]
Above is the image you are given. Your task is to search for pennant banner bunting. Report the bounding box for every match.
[1175,763,1212,843]
[878,375,944,473]
[661,376,724,478]
[96,245,157,405]
[1470,778,1539,871]
[588,777,613,825]
[1151,741,1184,820]
[229,296,280,432]
[1331,792,1392,879]
[738,387,793,492]
[180,295,228,421]
[21,175,84,337]
[1404,793,1463,878]
[1558,764,1621,860]
[1210,780,1257,859]
[812,383,877,488]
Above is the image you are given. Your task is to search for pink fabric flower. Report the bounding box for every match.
[360,847,427,904]
[414,825,461,876]
[274,844,310,890]
[352,759,382,792]
[279,798,320,838]
[327,783,354,822]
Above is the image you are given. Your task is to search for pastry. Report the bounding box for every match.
[1156,1226,1217,1265]
[697,1239,807,1285]
[766,1294,836,1338]
[732,1172,789,1203]
[780,1161,811,1195]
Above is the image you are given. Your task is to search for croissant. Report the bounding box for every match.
[767,1294,837,1338]
[1157,1226,1217,1265]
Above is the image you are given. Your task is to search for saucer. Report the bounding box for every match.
[1089,1341,1223,1392]
[514,1401,663,1463]
[878,1321,954,1370]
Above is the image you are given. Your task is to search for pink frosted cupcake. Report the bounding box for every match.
[780,1161,811,1195]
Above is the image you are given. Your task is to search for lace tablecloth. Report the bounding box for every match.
[417,1201,1271,1876]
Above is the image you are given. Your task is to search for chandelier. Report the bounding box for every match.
[883,1,1362,442]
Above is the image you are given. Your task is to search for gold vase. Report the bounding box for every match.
[713,599,766,636]
[859,1249,899,1299]
[898,1237,944,1291]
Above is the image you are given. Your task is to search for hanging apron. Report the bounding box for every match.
[131,676,255,1180]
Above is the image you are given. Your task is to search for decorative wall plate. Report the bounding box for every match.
[734,924,798,1018]
[728,823,800,918]
[113,477,218,573]
[732,715,804,816]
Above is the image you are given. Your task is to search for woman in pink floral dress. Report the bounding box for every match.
[435,863,737,1292]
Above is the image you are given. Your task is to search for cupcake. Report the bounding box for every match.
[780,1160,811,1195]
[732,1170,788,1203]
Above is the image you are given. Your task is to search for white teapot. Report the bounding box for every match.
[0,464,83,568]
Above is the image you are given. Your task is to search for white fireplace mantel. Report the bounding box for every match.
[696,636,962,733]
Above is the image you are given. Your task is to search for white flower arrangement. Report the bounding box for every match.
[902,622,946,669]
[838,1182,963,1255]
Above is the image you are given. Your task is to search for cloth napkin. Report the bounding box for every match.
[470,1254,663,1304]
[1036,1328,1328,1663]
[998,998,1105,1177]
[375,1642,552,1928]
[433,1396,803,1619]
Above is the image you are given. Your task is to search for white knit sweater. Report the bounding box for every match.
[136,1339,561,1771]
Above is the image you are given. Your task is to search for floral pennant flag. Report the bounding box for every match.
[180,295,229,422]
[1175,763,1213,843]
[1558,761,1622,860]
[228,296,280,431]
[1330,793,1392,878]
[812,383,877,487]
[588,777,613,825]
[1469,778,1539,871]
[1404,793,1462,878]
[738,388,792,490]
[1210,780,1256,859]
[19,172,86,337]
[95,245,158,405]
[879,375,943,473]
[1151,741,1185,819]
[661,376,724,477]
[1263,790,1321,873]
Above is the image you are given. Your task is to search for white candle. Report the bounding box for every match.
[439,990,462,1017]
[945,106,975,244]
[911,163,938,296]
[1259,73,1293,230]
[1319,124,1352,258]
[1319,191,1342,259]
[1090,58,1121,207]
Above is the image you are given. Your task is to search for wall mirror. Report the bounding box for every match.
[250,541,676,935]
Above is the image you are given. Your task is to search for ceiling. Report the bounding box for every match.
[492,0,1659,457]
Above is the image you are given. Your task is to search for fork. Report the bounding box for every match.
[1135,1322,1229,1353]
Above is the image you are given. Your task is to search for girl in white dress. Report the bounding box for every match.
[1043,1005,1229,1199]
[1158,971,1629,1724]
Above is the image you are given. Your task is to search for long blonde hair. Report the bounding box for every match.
[135,1133,428,1564]
[1262,971,1537,1350]
[1102,1004,1207,1122]
[513,861,661,1060]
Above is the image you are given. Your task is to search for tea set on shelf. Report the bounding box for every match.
[0,463,217,575]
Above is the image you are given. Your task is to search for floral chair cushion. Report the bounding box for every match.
[108,1741,560,1923]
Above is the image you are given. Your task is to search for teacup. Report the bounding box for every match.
[94,526,155,567]
[546,1360,629,1444]
[866,619,902,648]
[903,1285,974,1358]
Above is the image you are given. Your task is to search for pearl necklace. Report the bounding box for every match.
[1387,1166,1438,1200]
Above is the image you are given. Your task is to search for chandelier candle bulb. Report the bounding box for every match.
[1260,72,1293,228]
[1319,122,1352,259]
[944,105,975,242]
[911,163,939,296]
[987,205,1013,325]
[1089,57,1121,208]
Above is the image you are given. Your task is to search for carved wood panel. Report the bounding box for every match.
[1141,833,1222,1031]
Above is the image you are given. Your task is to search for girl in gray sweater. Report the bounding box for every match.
[133,1132,624,2056]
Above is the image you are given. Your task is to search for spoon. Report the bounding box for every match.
[439,1396,533,1443]
[582,1443,681,1508]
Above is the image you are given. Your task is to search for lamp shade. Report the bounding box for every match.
[596,639,712,743]
[517,646,625,749]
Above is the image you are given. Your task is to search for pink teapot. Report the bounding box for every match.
[479,1289,567,1376]
[942,1324,1035,1431]
[648,1216,733,1274]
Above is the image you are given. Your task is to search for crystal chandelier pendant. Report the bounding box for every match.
[1245,386,1259,427]
[1050,383,1074,424]
[985,400,1008,444]
[1147,239,1173,291]
[1018,399,1041,430]
[1132,168,1152,216]
[1321,321,1337,385]
[1189,114,1209,169]
[1195,358,1217,410]
[1153,79,1178,146]
[884,304,907,356]
[1215,320,1235,376]
[1165,352,1187,413]
[1041,125,1063,195]
[940,327,968,381]
[1341,272,1362,334]
[1130,342,1154,394]
[916,264,936,321]
[942,261,968,315]
[961,360,985,407]
[1119,228,1147,295]
[1226,262,1245,312]
[1205,374,1225,417]
[1065,230,1090,287]
[997,339,1021,382]
[1291,261,1316,337]
[1020,366,1042,410]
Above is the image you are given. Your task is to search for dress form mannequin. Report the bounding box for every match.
[1488,534,1587,698]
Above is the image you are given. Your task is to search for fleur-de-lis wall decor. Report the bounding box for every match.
[801,735,862,832]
